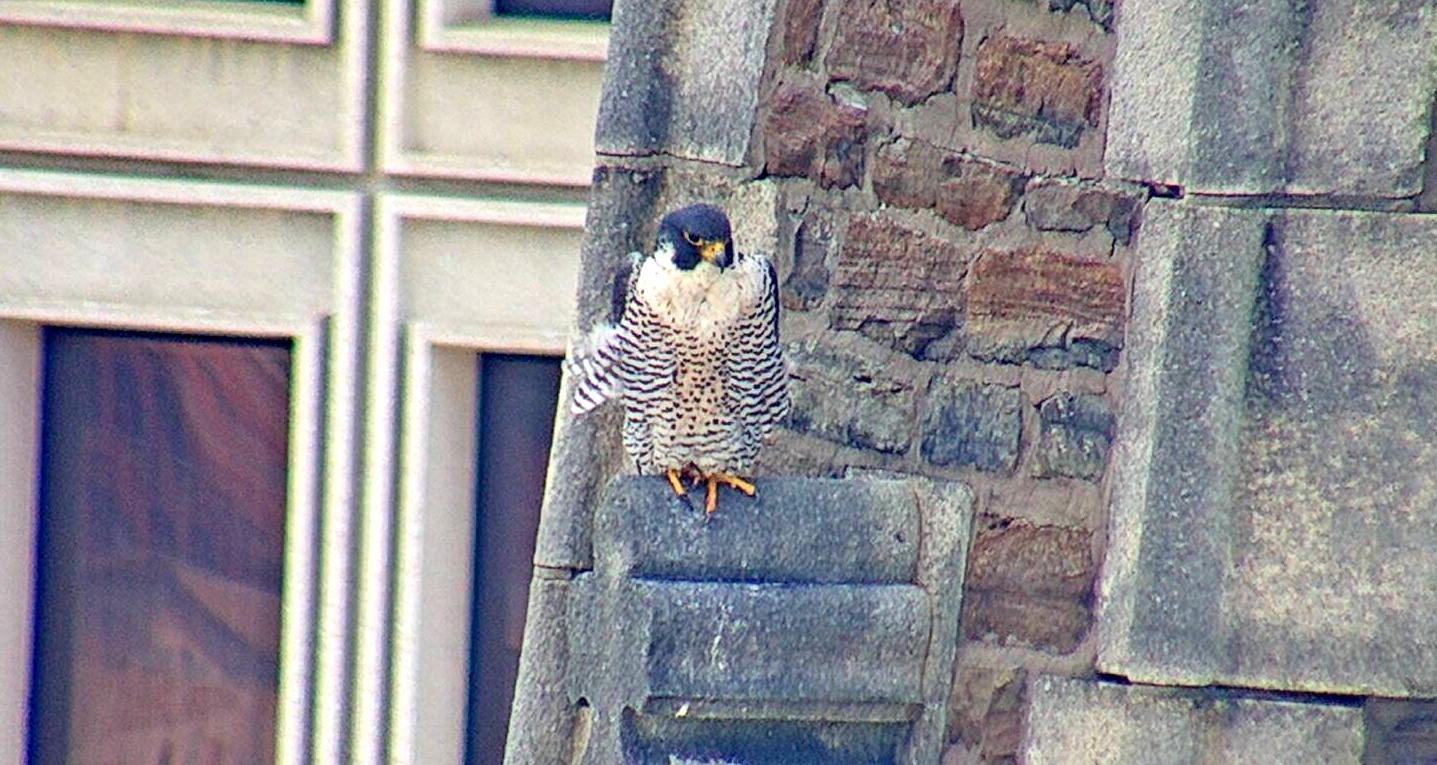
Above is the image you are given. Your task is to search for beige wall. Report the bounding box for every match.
[0,2,601,764]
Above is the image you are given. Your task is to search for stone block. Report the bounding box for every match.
[778,208,834,311]
[785,339,916,455]
[873,140,1026,231]
[1031,392,1115,481]
[948,664,1027,762]
[595,0,778,166]
[935,158,1027,231]
[1023,181,1140,245]
[971,35,1103,149]
[1100,201,1437,697]
[1024,677,1365,765]
[829,213,971,359]
[961,516,1094,652]
[1047,0,1114,30]
[824,0,964,106]
[961,591,1090,653]
[1106,0,1437,196]
[964,248,1125,371]
[558,476,974,765]
[763,77,867,189]
[920,378,1022,472]
[777,0,822,66]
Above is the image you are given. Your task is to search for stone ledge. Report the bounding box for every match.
[1024,677,1365,765]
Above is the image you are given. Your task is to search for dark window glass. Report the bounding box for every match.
[465,354,562,765]
[493,0,611,21]
[29,327,291,765]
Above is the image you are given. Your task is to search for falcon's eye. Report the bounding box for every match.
[683,231,703,247]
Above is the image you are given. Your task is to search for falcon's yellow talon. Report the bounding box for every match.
[705,478,718,516]
[714,472,756,497]
[666,468,687,498]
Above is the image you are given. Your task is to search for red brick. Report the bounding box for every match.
[825,0,964,105]
[972,35,1104,148]
[961,590,1091,653]
[966,515,1094,598]
[763,78,867,189]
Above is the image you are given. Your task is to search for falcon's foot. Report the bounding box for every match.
[703,472,757,516]
[666,467,696,511]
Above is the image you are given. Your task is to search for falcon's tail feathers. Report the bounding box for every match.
[568,322,625,415]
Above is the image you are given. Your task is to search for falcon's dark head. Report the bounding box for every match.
[656,203,734,271]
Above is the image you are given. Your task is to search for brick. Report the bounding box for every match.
[1031,392,1115,481]
[762,78,867,189]
[830,213,970,358]
[919,379,1021,472]
[972,35,1103,149]
[825,0,964,106]
[1023,181,1140,245]
[964,248,1125,371]
[785,339,916,455]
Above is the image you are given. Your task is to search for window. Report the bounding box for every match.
[466,353,562,765]
[493,0,610,21]
[28,328,292,765]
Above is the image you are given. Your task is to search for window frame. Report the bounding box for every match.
[363,194,583,765]
[0,0,336,46]
[414,0,608,59]
[0,169,363,765]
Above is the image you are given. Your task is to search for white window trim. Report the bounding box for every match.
[0,169,363,765]
[361,195,582,765]
[415,0,608,59]
[0,0,335,46]
[379,0,606,186]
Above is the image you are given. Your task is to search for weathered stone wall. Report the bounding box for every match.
[754,2,1129,762]
[514,0,1437,762]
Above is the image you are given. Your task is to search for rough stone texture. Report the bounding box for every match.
[1100,201,1437,697]
[920,379,1022,473]
[1023,181,1139,245]
[823,0,964,106]
[936,158,1028,231]
[1024,677,1366,765]
[562,476,973,765]
[1031,392,1115,481]
[779,208,834,311]
[948,664,1027,763]
[595,0,778,165]
[872,139,1028,232]
[1105,0,1437,196]
[786,339,917,455]
[971,35,1104,149]
[964,248,1125,371]
[763,77,868,189]
[961,516,1094,652]
[1365,700,1437,765]
[1047,0,1114,30]
[830,213,971,358]
[777,0,823,66]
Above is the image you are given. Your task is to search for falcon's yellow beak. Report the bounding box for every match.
[699,240,726,264]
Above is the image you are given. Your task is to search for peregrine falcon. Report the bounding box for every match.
[570,203,789,515]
